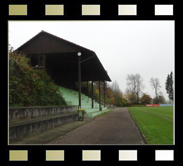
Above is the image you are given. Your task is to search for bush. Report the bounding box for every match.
[9,48,66,107]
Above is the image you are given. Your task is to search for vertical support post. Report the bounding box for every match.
[104,81,106,107]
[99,81,101,111]
[78,53,81,109]
[92,80,94,108]
[87,81,88,96]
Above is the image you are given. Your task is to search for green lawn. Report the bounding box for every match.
[128,106,173,145]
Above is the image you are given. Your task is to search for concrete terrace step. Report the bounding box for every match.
[9,112,78,143]
[9,106,78,121]
[87,109,110,118]
[86,107,108,112]
[59,86,110,117]
[11,117,94,145]
[9,112,78,127]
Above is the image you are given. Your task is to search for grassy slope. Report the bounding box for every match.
[128,106,173,145]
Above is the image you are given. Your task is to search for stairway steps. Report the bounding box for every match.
[87,109,110,118]
[9,111,78,143]
[59,86,110,118]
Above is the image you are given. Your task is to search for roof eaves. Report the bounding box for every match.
[15,31,43,52]
[16,30,94,54]
[40,30,95,54]
[93,53,111,82]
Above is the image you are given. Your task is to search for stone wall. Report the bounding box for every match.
[9,112,78,143]
[9,106,79,143]
[9,106,77,121]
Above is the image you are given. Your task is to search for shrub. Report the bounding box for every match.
[9,48,66,107]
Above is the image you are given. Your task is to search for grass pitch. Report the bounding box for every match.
[128,106,173,145]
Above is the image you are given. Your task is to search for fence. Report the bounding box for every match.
[146,104,173,107]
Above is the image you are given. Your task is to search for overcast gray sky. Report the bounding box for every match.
[9,21,174,101]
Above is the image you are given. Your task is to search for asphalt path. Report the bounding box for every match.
[47,107,146,145]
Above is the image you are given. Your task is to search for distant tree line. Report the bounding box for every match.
[124,72,173,106]
[86,71,173,107]
[87,81,128,107]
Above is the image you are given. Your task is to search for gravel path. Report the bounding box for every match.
[47,107,146,145]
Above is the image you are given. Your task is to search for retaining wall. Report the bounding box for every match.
[9,112,78,143]
[9,106,78,143]
[9,105,77,121]
[146,104,173,107]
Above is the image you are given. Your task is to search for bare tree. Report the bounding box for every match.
[150,77,161,104]
[126,74,144,104]
[125,87,136,105]
[111,80,120,95]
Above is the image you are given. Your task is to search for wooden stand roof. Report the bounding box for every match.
[17,30,111,82]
